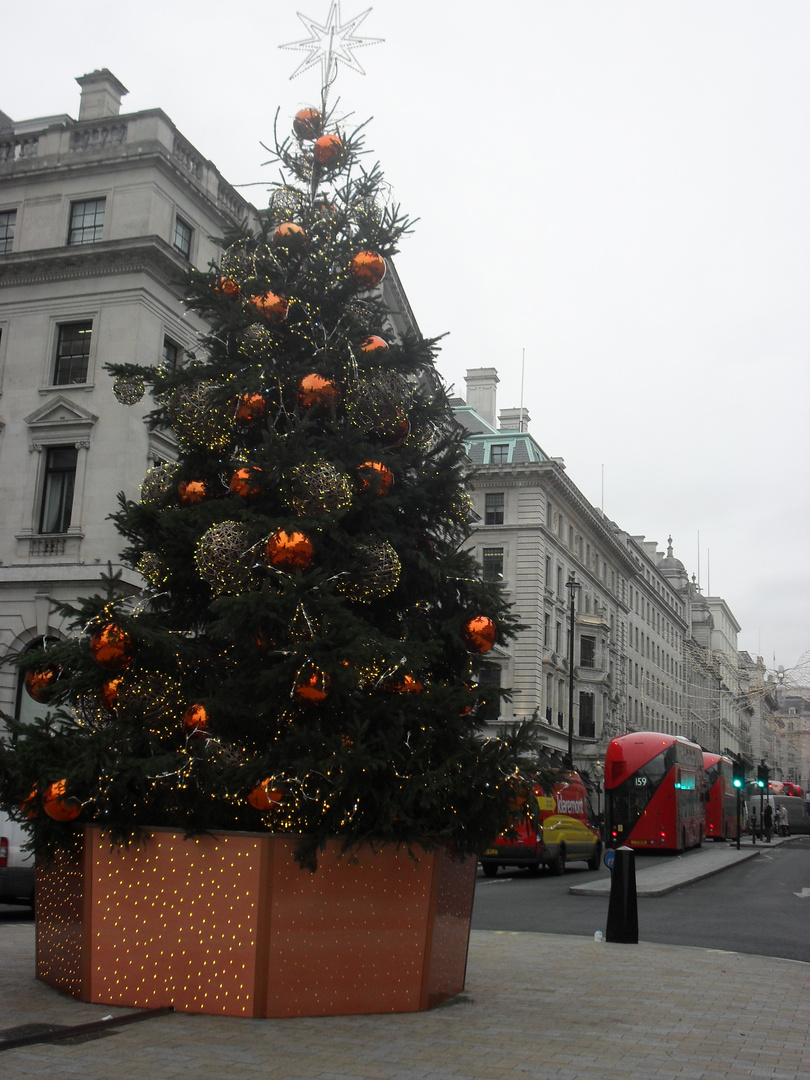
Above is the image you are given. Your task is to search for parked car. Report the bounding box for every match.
[480,772,602,876]
[0,808,35,909]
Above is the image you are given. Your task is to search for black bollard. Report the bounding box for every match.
[605,846,638,944]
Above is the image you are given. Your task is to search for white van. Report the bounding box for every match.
[745,794,810,836]
[0,808,35,908]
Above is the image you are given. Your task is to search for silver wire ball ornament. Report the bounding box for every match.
[166,381,232,450]
[268,187,307,222]
[288,461,353,515]
[239,322,276,361]
[195,521,253,596]
[337,540,401,602]
[221,240,256,285]
[112,373,146,406]
[136,551,171,588]
[140,462,181,505]
[345,372,411,436]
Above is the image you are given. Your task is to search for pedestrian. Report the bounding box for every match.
[778,804,788,836]
[749,805,757,844]
[763,802,773,843]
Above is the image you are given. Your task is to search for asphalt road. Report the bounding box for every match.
[471,834,810,963]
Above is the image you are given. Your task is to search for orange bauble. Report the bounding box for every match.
[298,373,339,411]
[43,779,81,822]
[265,529,314,572]
[99,675,123,710]
[90,623,136,670]
[273,222,307,252]
[349,251,386,287]
[293,106,321,140]
[21,787,39,820]
[177,479,210,505]
[357,461,394,497]
[462,615,497,653]
[234,392,268,426]
[313,133,343,167]
[182,703,208,735]
[359,335,389,356]
[249,290,288,323]
[385,673,423,694]
[217,277,241,297]
[24,666,60,702]
[376,416,410,448]
[247,780,284,810]
[294,667,331,704]
[229,466,263,500]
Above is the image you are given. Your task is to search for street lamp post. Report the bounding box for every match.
[565,574,582,769]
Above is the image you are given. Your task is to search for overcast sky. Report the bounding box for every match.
[4,0,809,678]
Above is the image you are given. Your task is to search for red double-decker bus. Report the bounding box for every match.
[702,752,738,841]
[605,732,704,852]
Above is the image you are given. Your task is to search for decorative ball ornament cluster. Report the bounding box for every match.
[349,250,386,287]
[99,675,123,710]
[167,383,232,451]
[337,540,401,602]
[359,335,388,356]
[265,529,314,572]
[140,462,180,505]
[90,624,136,670]
[289,461,352,515]
[221,240,255,284]
[195,521,252,595]
[240,323,275,360]
[137,551,170,588]
[112,373,145,406]
[462,616,497,653]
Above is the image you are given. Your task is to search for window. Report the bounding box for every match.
[173,215,192,259]
[484,492,504,525]
[543,612,550,648]
[54,322,92,385]
[39,446,78,533]
[0,208,16,254]
[555,621,562,654]
[579,692,595,738]
[162,337,180,369]
[489,443,508,464]
[68,198,105,245]
[580,635,596,668]
[477,667,501,722]
[545,674,553,722]
[482,547,504,582]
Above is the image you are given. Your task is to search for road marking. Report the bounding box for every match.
[793,887,810,898]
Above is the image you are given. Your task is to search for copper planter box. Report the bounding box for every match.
[35,827,475,1017]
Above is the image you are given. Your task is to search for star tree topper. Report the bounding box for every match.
[281,2,383,85]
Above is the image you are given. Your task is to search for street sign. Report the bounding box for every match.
[604,850,615,870]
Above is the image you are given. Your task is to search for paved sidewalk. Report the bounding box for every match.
[1,923,808,1079]
[570,834,794,897]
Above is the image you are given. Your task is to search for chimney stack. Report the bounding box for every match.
[464,368,499,428]
[76,69,129,121]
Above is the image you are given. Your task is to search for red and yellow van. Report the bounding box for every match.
[480,772,602,877]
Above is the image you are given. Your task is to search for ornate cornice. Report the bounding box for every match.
[0,237,187,293]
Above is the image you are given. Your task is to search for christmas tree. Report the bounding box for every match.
[0,34,539,871]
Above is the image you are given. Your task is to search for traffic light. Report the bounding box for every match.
[732,759,745,789]
[756,763,769,789]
